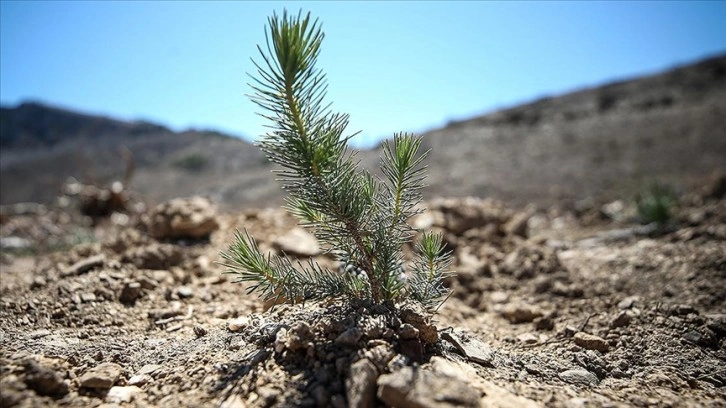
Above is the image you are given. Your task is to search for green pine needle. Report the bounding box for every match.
[222,10,453,311]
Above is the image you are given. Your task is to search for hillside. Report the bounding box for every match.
[1,54,725,210]
[414,54,726,206]
[0,103,275,208]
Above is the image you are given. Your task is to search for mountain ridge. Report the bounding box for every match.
[2,53,725,209]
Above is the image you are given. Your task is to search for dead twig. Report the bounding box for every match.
[155,305,194,325]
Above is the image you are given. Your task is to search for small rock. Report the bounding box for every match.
[559,369,599,386]
[335,328,362,346]
[440,330,494,366]
[29,329,51,339]
[274,328,288,353]
[489,291,509,304]
[610,311,632,328]
[193,325,208,337]
[505,211,530,237]
[345,359,378,408]
[399,301,438,344]
[286,322,314,351]
[220,394,247,408]
[705,313,726,336]
[128,374,151,386]
[535,315,555,331]
[0,236,30,250]
[502,303,543,324]
[106,386,141,403]
[517,333,539,344]
[429,357,540,408]
[177,286,194,299]
[124,244,183,270]
[618,296,639,310]
[80,293,97,303]
[573,332,609,352]
[148,196,219,240]
[228,316,251,332]
[119,282,142,304]
[669,304,698,316]
[79,362,122,389]
[398,324,419,340]
[682,329,705,345]
[377,366,480,408]
[23,359,69,397]
[137,364,162,377]
[273,227,321,257]
[399,339,424,362]
[364,344,395,372]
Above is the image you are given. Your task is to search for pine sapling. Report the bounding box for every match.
[221,10,453,311]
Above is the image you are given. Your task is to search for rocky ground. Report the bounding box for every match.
[1,176,725,407]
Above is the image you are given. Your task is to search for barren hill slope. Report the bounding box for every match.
[2,54,725,209]
[0,103,273,208]
[407,54,726,207]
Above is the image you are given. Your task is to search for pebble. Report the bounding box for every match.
[193,325,208,337]
[106,386,141,403]
[29,329,51,339]
[559,369,599,386]
[23,359,69,396]
[610,311,632,328]
[273,227,321,257]
[137,364,162,376]
[518,333,539,344]
[119,282,142,304]
[79,362,122,389]
[489,291,509,304]
[440,330,494,366]
[501,303,544,324]
[220,394,246,408]
[286,322,314,351]
[147,196,220,239]
[505,211,530,237]
[364,344,395,372]
[177,286,194,299]
[377,366,480,407]
[535,315,555,331]
[399,302,438,344]
[435,357,540,408]
[274,328,288,353]
[80,293,97,303]
[345,359,378,408]
[228,316,251,332]
[398,324,419,340]
[573,332,610,352]
[128,374,152,386]
[618,296,639,310]
[335,328,362,346]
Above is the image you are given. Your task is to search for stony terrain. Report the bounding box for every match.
[1,172,724,407]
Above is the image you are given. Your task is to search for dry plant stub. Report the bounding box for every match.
[221,10,453,311]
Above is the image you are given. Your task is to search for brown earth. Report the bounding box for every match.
[1,174,724,407]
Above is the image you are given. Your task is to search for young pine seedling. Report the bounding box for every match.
[221,10,453,311]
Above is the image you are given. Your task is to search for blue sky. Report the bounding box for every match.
[2,1,725,148]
